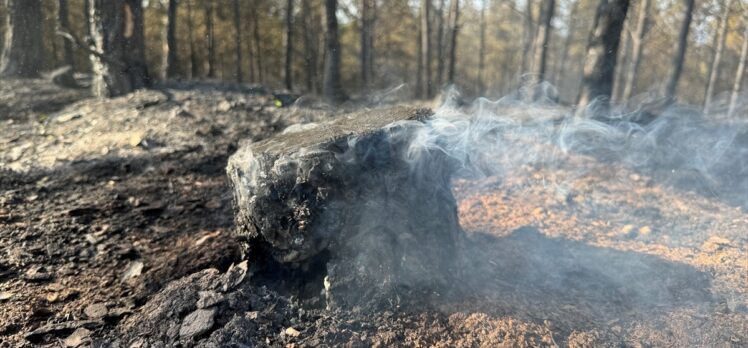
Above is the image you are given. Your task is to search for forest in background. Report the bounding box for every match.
[0,0,746,111]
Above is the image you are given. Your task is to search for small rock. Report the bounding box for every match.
[123,261,144,280]
[84,303,108,319]
[25,321,98,343]
[24,265,53,282]
[0,291,13,301]
[179,308,216,340]
[285,327,301,337]
[638,226,652,236]
[197,291,226,309]
[63,328,91,347]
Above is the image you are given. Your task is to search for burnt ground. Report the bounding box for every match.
[1,80,746,347]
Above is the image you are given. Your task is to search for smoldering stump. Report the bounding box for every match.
[227,106,463,308]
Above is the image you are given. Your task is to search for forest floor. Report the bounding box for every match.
[0,79,746,347]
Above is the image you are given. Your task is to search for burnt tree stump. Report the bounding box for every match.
[227,106,463,308]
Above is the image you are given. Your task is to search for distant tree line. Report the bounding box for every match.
[0,0,746,113]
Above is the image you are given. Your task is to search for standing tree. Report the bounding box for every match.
[554,0,579,87]
[204,0,216,78]
[360,0,375,91]
[520,0,535,75]
[1,0,44,78]
[302,0,319,92]
[436,0,447,87]
[89,0,150,97]
[447,0,460,85]
[323,0,346,103]
[233,0,243,83]
[477,0,486,95]
[530,0,555,87]
[662,0,696,103]
[58,0,76,72]
[162,0,178,80]
[728,21,748,117]
[704,0,733,114]
[419,0,433,98]
[620,0,651,102]
[186,0,198,79]
[576,0,630,113]
[252,1,264,83]
[284,0,294,90]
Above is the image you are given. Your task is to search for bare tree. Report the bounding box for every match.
[419,0,433,98]
[576,0,630,112]
[186,0,198,79]
[728,22,748,117]
[323,0,346,103]
[204,1,215,78]
[252,2,264,83]
[162,0,178,80]
[520,0,535,75]
[704,0,733,114]
[662,0,696,103]
[620,0,651,102]
[58,0,76,72]
[284,0,294,90]
[302,0,319,92]
[554,0,579,87]
[447,0,460,85]
[611,19,629,102]
[477,0,487,95]
[530,0,555,87]
[1,0,44,78]
[360,0,375,91]
[89,0,150,97]
[233,0,243,83]
[436,0,446,87]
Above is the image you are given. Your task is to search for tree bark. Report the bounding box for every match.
[419,0,433,98]
[186,0,198,79]
[703,0,732,114]
[233,0,243,83]
[204,1,215,78]
[1,0,44,78]
[89,0,150,97]
[284,0,294,90]
[530,0,555,86]
[447,0,459,85]
[162,0,178,80]
[576,0,630,113]
[620,0,650,102]
[477,0,486,95]
[252,2,263,83]
[58,0,76,72]
[662,0,695,103]
[323,0,346,103]
[611,21,629,102]
[728,23,748,117]
[360,0,375,91]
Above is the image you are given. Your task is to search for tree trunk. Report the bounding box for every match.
[728,23,748,117]
[704,0,732,114]
[447,0,459,85]
[1,0,44,78]
[530,0,555,87]
[302,0,318,92]
[553,0,579,87]
[58,0,76,72]
[360,0,375,91]
[89,0,150,97]
[252,2,263,84]
[620,0,650,102]
[477,0,486,95]
[204,1,215,78]
[419,0,432,98]
[284,0,294,90]
[519,0,534,76]
[162,0,178,80]
[576,0,630,113]
[662,0,695,103]
[233,0,243,83]
[323,0,346,103]
[611,22,629,102]
[436,0,446,87]
[186,0,198,79]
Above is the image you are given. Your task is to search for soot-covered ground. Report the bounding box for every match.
[0,80,746,347]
